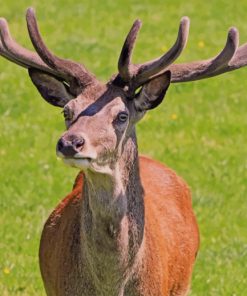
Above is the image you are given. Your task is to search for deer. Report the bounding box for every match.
[1,7,247,296]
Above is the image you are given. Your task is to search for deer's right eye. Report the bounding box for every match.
[62,108,74,121]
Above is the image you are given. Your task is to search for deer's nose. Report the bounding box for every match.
[57,136,85,158]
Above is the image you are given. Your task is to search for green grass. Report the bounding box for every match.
[0,0,247,295]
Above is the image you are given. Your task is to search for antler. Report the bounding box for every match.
[0,17,62,77]
[117,18,247,88]
[169,27,240,82]
[26,8,94,91]
[0,8,95,95]
[118,17,190,88]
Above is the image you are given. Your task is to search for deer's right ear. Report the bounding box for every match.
[28,69,74,107]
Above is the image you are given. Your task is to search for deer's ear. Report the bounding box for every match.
[28,68,74,107]
[134,71,171,111]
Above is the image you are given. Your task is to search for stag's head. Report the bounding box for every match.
[1,8,246,173]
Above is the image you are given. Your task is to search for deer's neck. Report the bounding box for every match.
[80,133,144,292]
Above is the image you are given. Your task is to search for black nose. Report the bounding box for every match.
[57,136,85,158]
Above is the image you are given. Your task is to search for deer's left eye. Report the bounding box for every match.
[117,112,128,123]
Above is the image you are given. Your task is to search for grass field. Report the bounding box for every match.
[0,0,247,295]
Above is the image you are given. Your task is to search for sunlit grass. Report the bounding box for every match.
[0,0,247,295]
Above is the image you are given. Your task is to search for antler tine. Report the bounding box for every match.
[134,16,190,87]
[169,27,240,82]
[0,38,28,68]
[118,19,142,82]
[229,42,247,68]
[211,28,239,68]
[0,17,61,77]
[26,7,94,91]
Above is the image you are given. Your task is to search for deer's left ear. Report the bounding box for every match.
[28,68,74,107]
[134,71,171,111]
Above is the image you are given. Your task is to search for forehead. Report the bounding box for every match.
[66,87,128,115]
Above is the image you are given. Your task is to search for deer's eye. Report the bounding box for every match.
[117,111,128,123]
[63,108,74,121]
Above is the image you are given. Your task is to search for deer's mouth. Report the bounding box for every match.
[56,151,94,169]
[62,157,92,169]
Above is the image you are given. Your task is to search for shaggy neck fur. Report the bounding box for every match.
[80,132,145,295]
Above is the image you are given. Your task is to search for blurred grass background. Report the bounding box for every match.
[0,0,247,295]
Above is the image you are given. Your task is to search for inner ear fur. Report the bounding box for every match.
[28,68,74,107]
[134,71,171,111]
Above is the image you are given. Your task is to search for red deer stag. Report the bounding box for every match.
[1,7,247,296]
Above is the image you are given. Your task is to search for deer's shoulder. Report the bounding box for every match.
[139,155,191,200]
[139,155,194,225]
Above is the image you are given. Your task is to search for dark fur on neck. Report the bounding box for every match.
[80,132,145,294]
